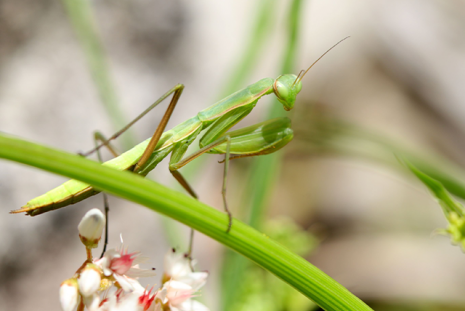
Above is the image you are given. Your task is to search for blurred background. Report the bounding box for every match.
[1,0,465,310]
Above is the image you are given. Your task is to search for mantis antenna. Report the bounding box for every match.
[292,36,350,86]
[294,69,306,84]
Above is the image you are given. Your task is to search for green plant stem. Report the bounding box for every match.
[61,0,134,148]
[0,133,371,311]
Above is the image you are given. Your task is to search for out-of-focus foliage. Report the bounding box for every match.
[229,217,318,311]
[406,160,465,250]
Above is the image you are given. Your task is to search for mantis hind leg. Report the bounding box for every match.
[79,84,185,164]
[81,85,186,256]
[87,84,188,257]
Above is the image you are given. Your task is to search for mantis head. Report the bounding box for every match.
[273,74,302,111]
[274,36,350,112]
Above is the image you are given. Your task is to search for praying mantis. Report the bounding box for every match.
[11,38,348,239]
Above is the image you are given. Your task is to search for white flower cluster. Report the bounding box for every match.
[60,209,209,311]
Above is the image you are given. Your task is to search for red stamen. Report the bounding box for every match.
[138,287,156,311]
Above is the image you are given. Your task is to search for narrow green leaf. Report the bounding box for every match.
[0,133,372,311]
[403,159,465,250]
[300,118,465,203]
[404,159,464,217]
[220,0,278,97]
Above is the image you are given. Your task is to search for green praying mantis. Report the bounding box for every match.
[12,38,348,242]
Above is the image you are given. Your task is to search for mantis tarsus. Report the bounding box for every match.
[12,37,349,248]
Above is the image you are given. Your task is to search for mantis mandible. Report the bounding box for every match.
[12,38,348,238]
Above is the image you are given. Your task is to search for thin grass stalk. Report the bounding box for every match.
[61,0,134,148]
[245,0,303,230]
[220,0,278,97]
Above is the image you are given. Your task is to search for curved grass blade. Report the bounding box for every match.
[0,133,372,311]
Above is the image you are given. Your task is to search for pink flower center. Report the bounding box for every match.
[110,253,136,275]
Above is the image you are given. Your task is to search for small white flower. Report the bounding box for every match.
[78,208,106,249]
[174,299,210,311]
[59,278,80,311]
[112,295,144,311]
[164,249,191,279]
[163,250,208,290]
[94,246,156,292]
[157,280,209,311]
[78,264,102,297]
[90,285,156,311]
[158,251,210,311]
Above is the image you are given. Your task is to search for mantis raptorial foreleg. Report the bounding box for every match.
[167,105,260,232]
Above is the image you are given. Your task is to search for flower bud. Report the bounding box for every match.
[78,264,102,297]
[59,278,79,311]
[78,208,105,248]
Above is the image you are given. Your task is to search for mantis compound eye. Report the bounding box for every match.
[294,79,302,94]
[276,81,289,101]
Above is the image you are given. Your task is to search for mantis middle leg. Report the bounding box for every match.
[169,116,294,234]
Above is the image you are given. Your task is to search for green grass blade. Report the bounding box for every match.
[402,160,465,250]
[0,133,372,311]
[403,159,464,217]
[61,0,134,148]
[247,0,303,229]
[220,0,278,96]
[300,118,465,201]
[222,2,305,310]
